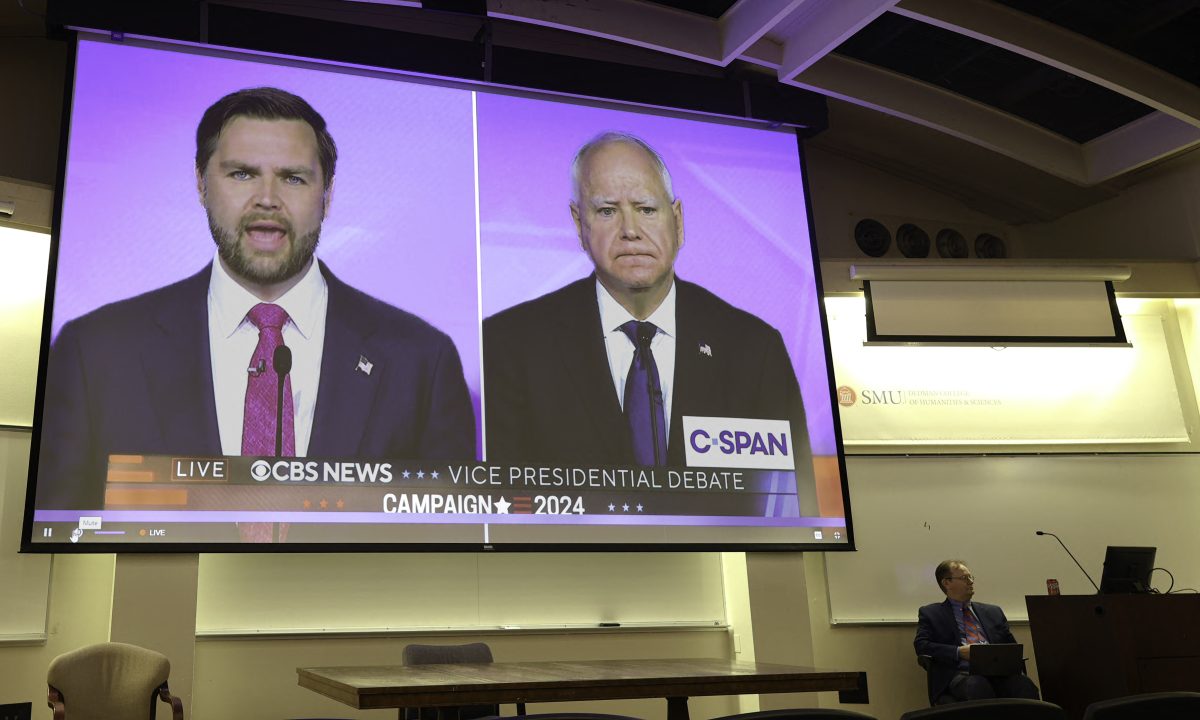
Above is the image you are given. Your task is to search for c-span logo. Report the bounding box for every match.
[683,416,794,470]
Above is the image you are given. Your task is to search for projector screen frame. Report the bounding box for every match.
[20,29,853,554]
[862,279,1129,347]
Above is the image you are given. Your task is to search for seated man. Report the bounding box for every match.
[914,559,1040,704]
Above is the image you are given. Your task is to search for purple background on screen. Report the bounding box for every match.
[53,37,839,467]
[56,39,483,450]
[476,94,836,455]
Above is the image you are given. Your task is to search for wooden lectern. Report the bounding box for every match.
[1026,594,1200,720]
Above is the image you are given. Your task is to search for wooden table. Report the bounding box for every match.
[297,658,866,720]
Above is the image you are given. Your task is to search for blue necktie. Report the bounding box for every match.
[621,320,668,466]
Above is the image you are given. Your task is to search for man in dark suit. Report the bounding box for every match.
[915,560,1040,704]
[36,87,474,513]
[483,131,810,477]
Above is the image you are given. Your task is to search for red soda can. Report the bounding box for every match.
[1046,578,1061,596]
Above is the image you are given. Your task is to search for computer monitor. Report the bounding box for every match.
[1099,546,1156,593]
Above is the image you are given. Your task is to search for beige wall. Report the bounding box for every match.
[1017,152,1200,260]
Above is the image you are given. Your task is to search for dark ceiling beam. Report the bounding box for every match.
[891,0,1200,128]
[43,0,827,131]
[887,0,1200,181]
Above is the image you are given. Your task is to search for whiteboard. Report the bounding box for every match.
[826,454,1200,623]
[0,430,52,641]
[197,551,725,633]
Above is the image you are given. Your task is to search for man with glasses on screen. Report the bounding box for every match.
[483,131,809,471]
[915,560,1040,703]
[36,87,474,533]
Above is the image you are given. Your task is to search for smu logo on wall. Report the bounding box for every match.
[837,385,907,407]
[683,416,794,470]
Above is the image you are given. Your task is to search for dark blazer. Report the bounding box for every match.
[914,598,1019,704]
[482,275,809,467]
[36,261,475,509]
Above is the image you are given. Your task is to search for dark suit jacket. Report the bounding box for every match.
[915,598,1019,704]
[482,275,810,467]
[36,261,475,509]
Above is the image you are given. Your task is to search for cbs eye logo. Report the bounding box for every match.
[837,386,857,407]
[250,460,272,482]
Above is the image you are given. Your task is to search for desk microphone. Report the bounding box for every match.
[1036,530,1099,592]
[273,345,292,457]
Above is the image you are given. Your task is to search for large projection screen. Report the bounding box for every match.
[22,33,850,552]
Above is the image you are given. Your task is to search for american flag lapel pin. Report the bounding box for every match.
[356,355,374,376]
[699,343,712,357]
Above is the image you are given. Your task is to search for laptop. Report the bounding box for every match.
[968,643,1024,676]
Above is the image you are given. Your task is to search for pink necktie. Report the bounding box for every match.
[241,303,295,456]
[239,303,294,543]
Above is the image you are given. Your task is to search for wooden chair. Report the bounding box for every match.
[46,642,183,720]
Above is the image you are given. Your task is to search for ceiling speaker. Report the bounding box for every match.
[896,223,930,258]
[975,233,1007,258]
[935,228,968,258]
[854,218,891,257]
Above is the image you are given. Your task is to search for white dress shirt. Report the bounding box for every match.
[597,280,677,438]
[208,253,328,456]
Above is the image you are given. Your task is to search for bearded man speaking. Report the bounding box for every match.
[36,87,474,512]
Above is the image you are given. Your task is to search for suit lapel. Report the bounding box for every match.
[974,603,1000,642]
[939,598,959,639]
[551,277,632,460]
[669,280,718,462]
[309,265,377,456]
[144,265,222,453]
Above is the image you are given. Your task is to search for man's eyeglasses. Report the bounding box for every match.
[948,574,975,583]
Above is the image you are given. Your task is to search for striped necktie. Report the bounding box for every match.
[963,604,987,645]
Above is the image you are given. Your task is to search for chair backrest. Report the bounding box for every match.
[712,709,879,720]
[900,698,1065,720]
[46,642,177,720]
[1083,691,1200,720]
[402,642,494,666]
[506,715,645,720]
[401,643,497,720]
